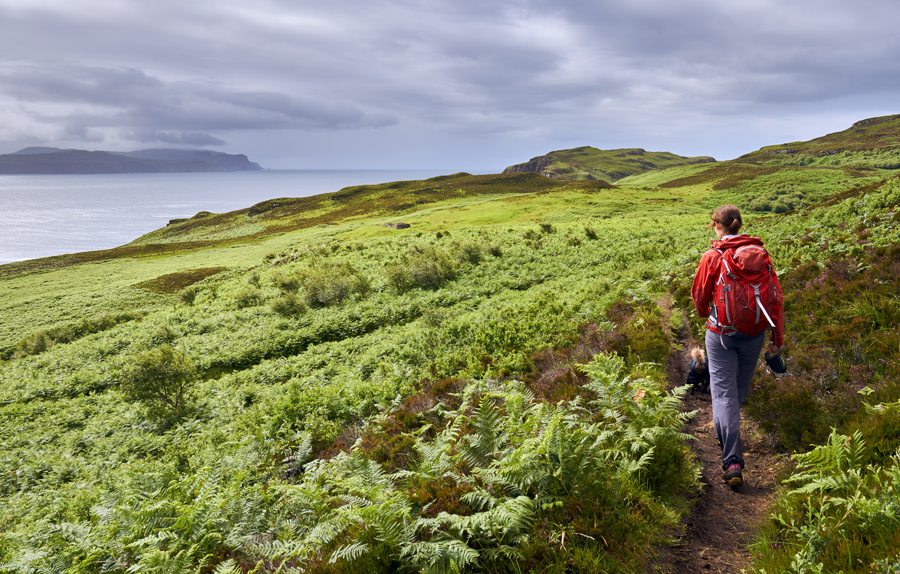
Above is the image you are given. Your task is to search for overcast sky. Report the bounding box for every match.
[1,0,899,170]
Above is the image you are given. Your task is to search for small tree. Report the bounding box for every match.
[121,345,196,416]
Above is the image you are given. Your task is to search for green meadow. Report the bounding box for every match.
[1,115,900,573]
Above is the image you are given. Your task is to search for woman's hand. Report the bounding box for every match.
[767,343,781,355]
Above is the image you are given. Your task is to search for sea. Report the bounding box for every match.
[0,169,464,265]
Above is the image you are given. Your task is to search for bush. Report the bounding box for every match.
[14,331,51,358]
[384,264,413,292]
[453,241,483,264]
[233,287,263,309]
[300,260,371,307]
[271,271,300,293]
[178,287,197,306]
[120,345,196,416]
[270,293,307,317]
[386,246,456,292]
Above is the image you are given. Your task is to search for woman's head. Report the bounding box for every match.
[710,205,742,237]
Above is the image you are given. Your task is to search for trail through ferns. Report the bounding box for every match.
[657,304,784,574]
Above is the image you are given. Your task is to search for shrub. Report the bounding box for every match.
[386,246,456,292]
[384,264,414,292]
[271,271,300,293]
[453,241,483,264]
[270,293,307,317]
[178,286,197,306]
[14,331,51,358]
[120,345,196,416]
[300,260,371,307]
[233,287,263,309]
[584,226,599,240]
[538,222,555,234]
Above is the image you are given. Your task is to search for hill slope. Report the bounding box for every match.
[740,113,900,168]
[503,145,716,182]
[1,116,899,573]
[618,115,900,214]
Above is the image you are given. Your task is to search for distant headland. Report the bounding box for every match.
[0,147,263,174]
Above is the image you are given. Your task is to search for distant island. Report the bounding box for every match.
[504,146,716,182]
[0,147,263,174]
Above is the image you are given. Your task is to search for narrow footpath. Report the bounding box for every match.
[656,302,784,573]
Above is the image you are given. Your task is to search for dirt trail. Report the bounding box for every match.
[656,301,783,573]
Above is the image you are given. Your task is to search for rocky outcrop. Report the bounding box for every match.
[383,222,411,229]
[503,155,555,177]
[852,115,900,128]
[614,149,646,157]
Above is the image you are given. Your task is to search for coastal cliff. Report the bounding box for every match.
[0,147,263,174]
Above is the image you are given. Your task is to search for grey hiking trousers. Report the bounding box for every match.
[705,329,766,471]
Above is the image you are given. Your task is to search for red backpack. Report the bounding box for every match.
[707,244,780,339]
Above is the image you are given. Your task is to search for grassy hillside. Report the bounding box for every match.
[502,146,716,182]
[1,116,900,573]
[740,113,900,169]
[618,116,900,215]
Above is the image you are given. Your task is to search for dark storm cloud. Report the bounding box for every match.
[1,0,899,164]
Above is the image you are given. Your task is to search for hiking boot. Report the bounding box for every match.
[724,463,743,487]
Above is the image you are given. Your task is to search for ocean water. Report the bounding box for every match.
[0,169,459,265]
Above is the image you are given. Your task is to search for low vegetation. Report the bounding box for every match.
[1,116,899,572]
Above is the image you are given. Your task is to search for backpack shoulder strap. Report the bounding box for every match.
[713,248,736,279]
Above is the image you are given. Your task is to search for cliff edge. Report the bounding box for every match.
[0,147,263,174]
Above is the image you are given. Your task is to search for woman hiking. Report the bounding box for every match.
[691,205,784,487]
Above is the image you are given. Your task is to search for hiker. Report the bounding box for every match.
[686,348,709,395]
[691,205,784,487]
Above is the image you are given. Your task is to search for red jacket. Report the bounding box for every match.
[691,235,784,347]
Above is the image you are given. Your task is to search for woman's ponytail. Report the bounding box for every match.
[711,205,743,235]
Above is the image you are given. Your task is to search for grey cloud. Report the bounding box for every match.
[1,0,899,164]
[121,130,227,146]
[0,63,397,146]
